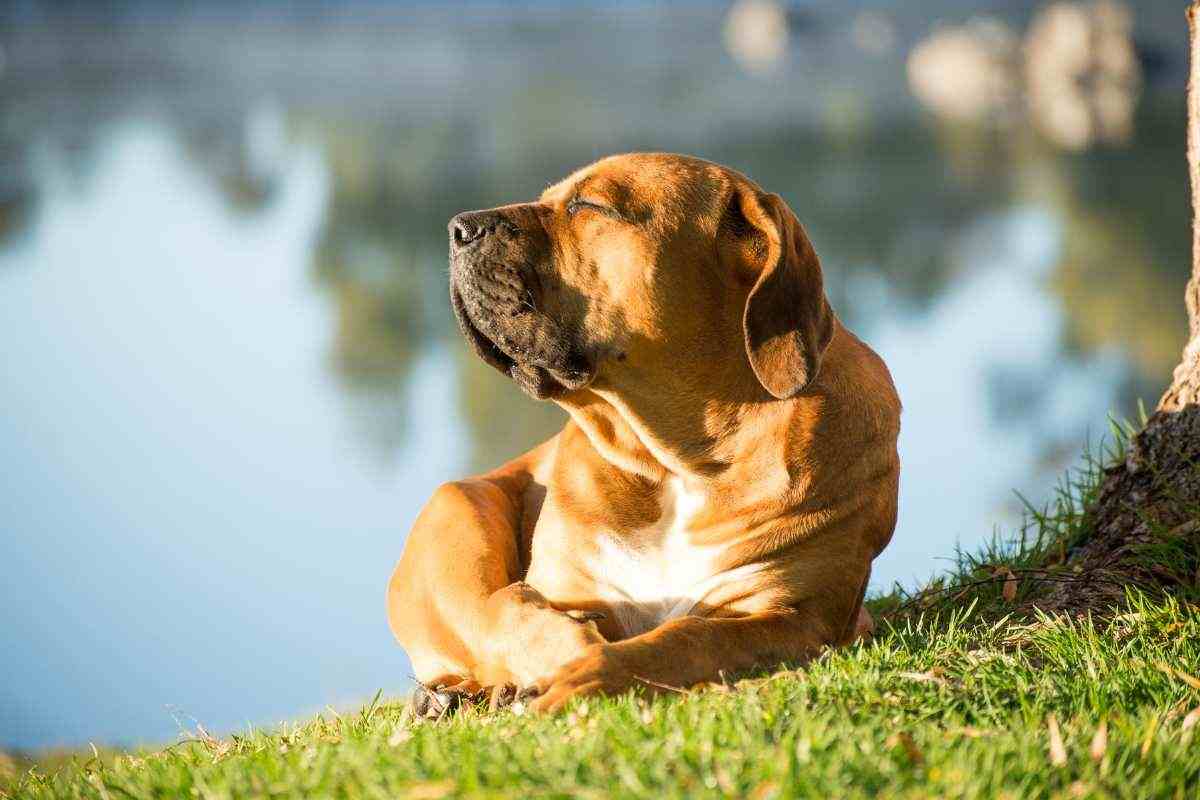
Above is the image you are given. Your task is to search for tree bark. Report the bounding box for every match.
[1157,2,1200,412]
[1043,3,1200,614]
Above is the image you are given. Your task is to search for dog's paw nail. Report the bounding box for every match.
[411,686,434,718]
[411,686,462,720]
[488,684,517,709]
[515,685,542,702]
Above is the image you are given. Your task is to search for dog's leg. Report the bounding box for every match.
[528,544,872,712]
[387,444,604,693]
[527,609,832,712]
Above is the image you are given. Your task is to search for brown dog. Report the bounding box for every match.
[387,153,900,712]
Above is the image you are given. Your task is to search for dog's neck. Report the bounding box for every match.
[554,327,857,505]
[557,384,797,496]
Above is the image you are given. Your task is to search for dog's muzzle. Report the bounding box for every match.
[448,209,592,399]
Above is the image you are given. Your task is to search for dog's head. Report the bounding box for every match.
[449,153,833,403]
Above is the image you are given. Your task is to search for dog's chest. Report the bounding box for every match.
[581,478,741,637]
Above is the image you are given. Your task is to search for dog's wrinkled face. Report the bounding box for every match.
[448,153,832,403]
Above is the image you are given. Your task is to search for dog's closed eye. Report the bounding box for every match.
[567,197,622,220]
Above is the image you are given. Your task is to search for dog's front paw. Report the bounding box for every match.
[528,643,639,713]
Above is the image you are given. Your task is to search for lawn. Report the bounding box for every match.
[5,438,1200,799]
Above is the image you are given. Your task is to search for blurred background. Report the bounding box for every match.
[0,0,1191,751]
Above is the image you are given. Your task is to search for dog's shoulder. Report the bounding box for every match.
[817,323,901,439]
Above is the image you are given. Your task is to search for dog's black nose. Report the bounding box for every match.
[449,211,502,252]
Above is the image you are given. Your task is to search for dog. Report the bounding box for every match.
[387,153,900,713]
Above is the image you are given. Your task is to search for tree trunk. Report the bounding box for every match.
[1158,3,1200,413]
[1044,3,1200,614]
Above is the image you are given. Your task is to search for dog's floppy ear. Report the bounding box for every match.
[719,187,834,399]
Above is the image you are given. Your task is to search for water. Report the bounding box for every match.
[1,4,1192,749]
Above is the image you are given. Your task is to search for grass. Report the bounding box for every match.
[5,431,1200,799]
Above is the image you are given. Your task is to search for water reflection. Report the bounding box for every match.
[0,121,452,748]
[871,205,1124,580]
[0,6,1191,751]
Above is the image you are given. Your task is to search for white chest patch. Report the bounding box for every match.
[586,477,759,637]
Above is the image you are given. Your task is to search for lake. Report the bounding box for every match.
[0,3,1191,749]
